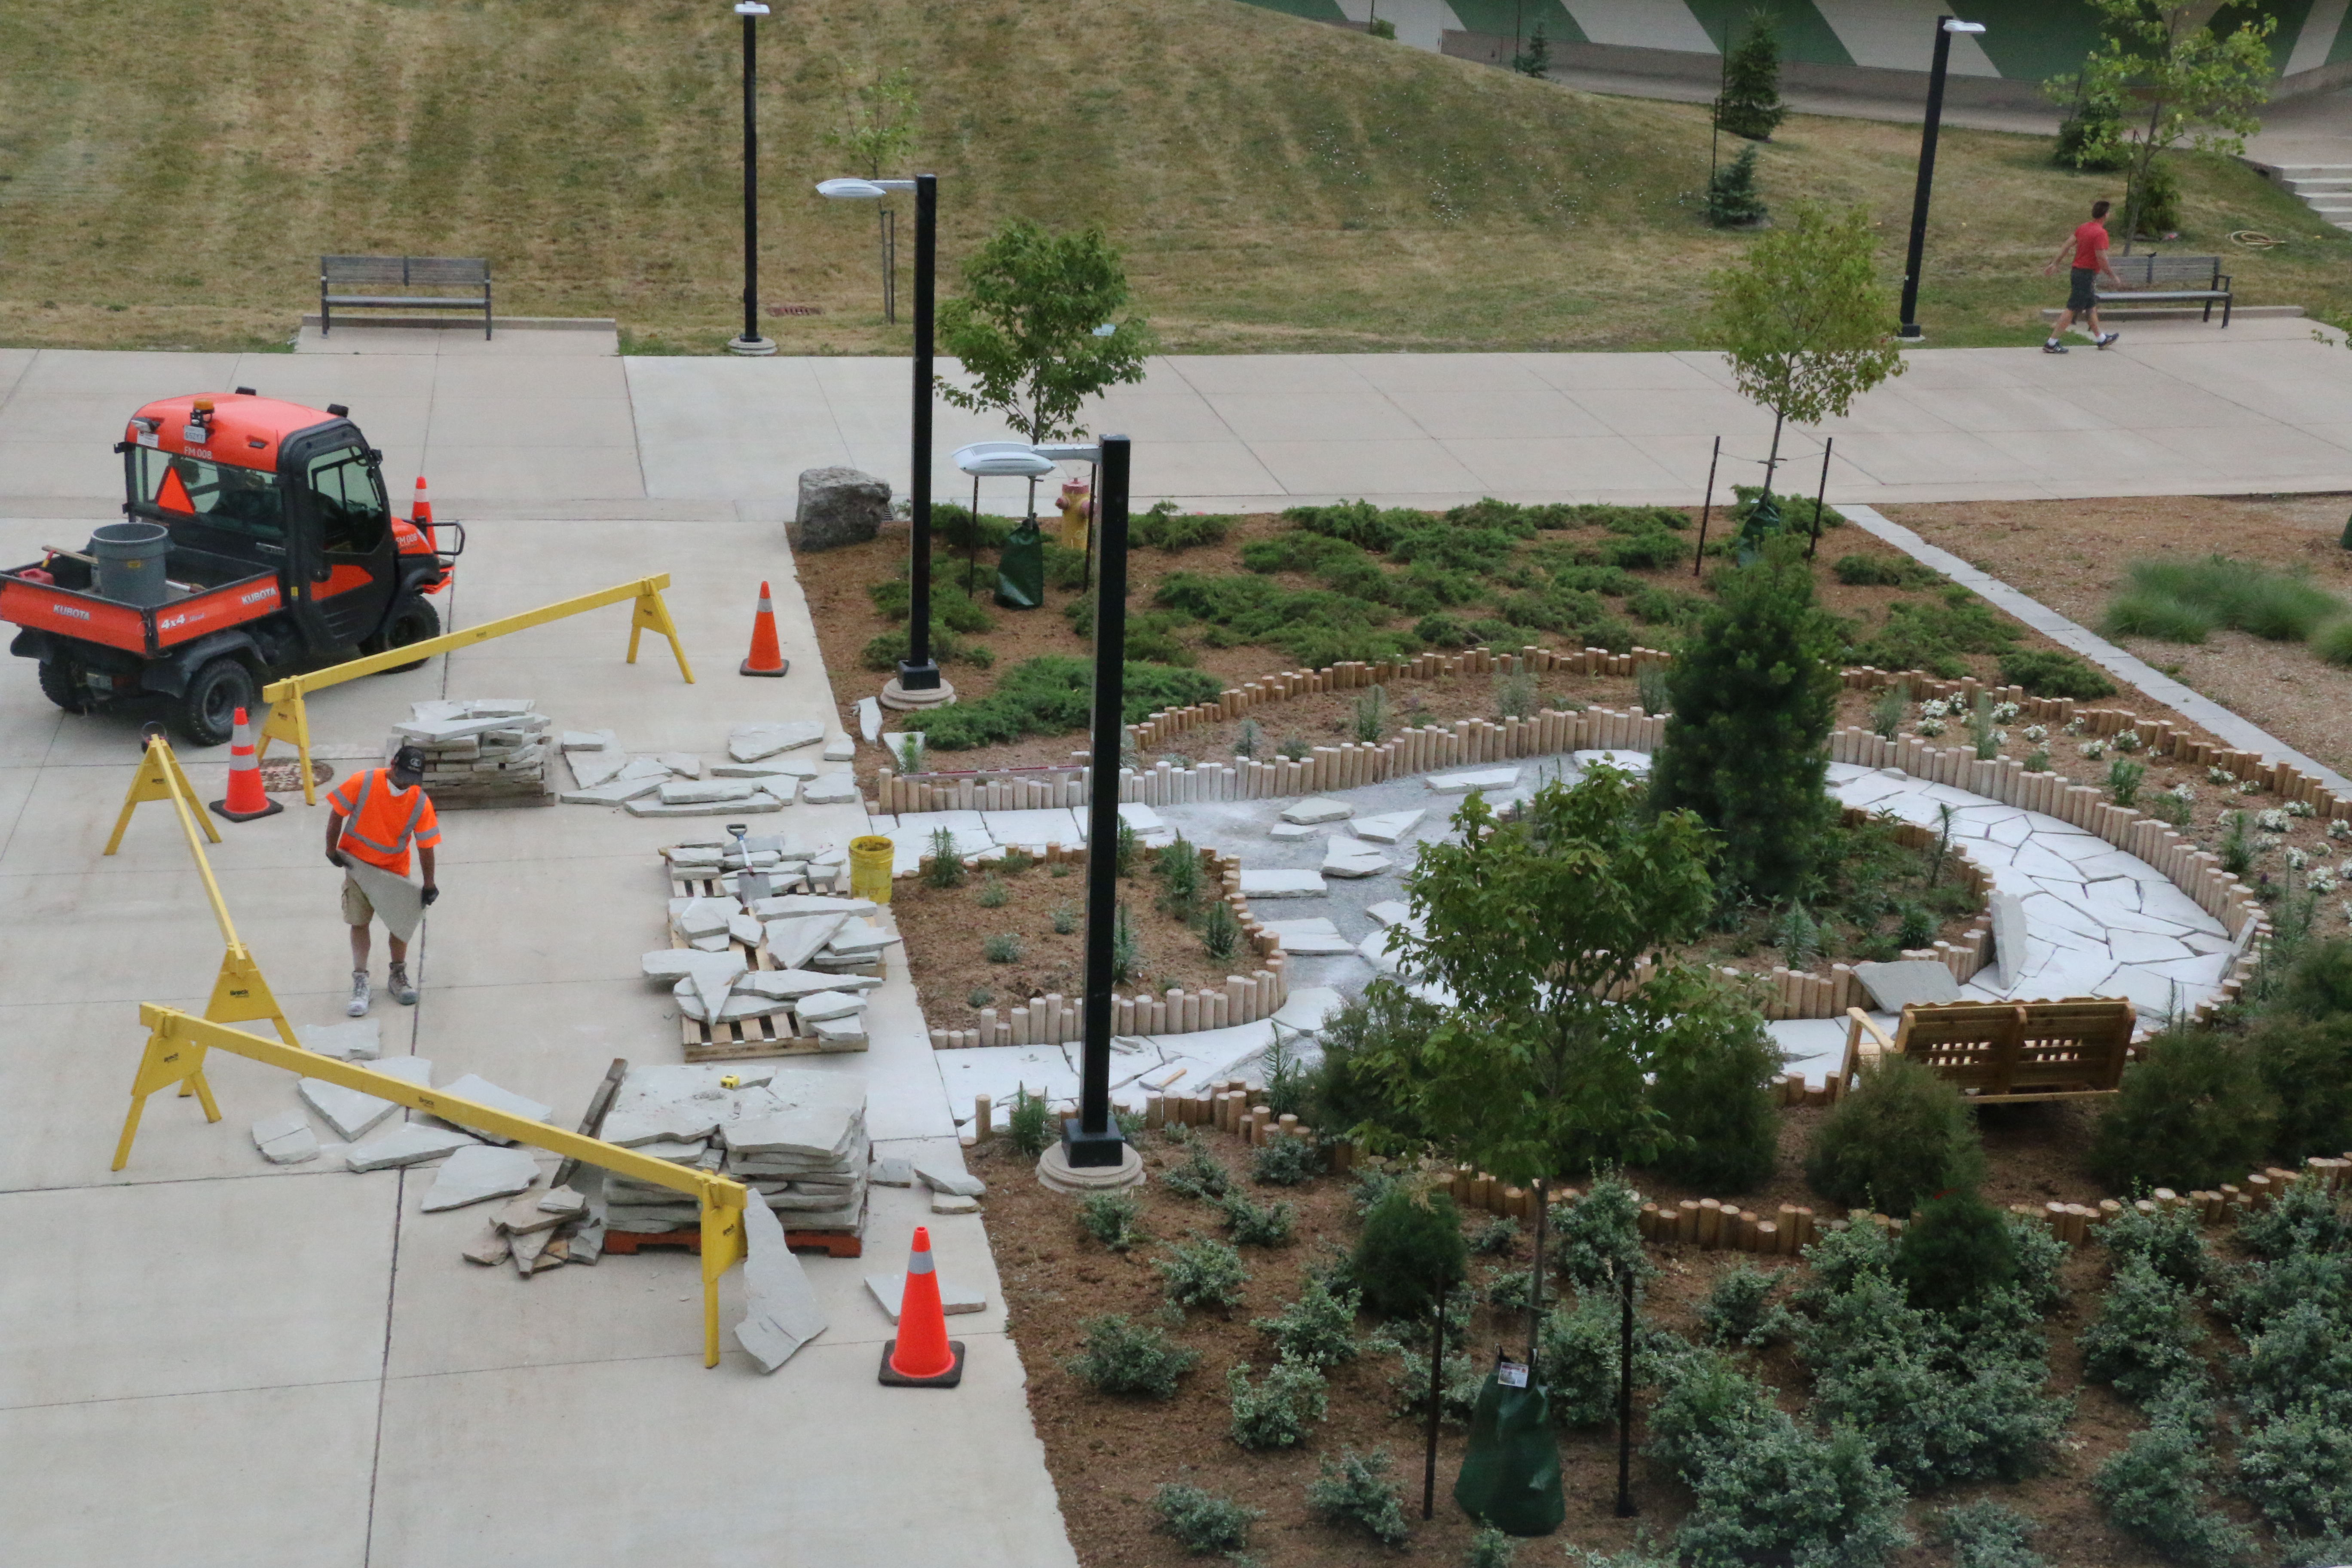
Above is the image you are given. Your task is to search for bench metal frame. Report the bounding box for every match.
[321,254,493,337]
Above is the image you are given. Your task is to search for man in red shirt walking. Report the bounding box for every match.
[2041,199,2122,353]
[325,744,442,1016]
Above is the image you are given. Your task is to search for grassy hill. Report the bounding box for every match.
[4,0,2348,355]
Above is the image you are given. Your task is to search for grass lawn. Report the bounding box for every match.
[5,0,2349,355]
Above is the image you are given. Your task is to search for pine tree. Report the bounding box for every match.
[1705,144,1767,228]
[1715,13,1786,141]
[1649,537,1842,901]
[1513,22,1552,77]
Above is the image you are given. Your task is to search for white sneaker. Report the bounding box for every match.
[346,971,371,1017]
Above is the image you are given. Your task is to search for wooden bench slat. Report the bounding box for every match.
[320,254,492,338]
[1838,997,2135,1103]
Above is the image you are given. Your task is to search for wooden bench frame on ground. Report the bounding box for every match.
[112,1007,751,1367]
[257,573,695,805]
[102,734,299,1076]
[1836,998,2136,1102]
[321,255,493,337]
[2096,254,2234,325]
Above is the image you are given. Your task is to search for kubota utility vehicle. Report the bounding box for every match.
[0,391,459,746]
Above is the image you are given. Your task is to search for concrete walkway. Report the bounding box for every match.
[7,319,2352,524]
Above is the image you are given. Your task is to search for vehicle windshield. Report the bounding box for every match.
[132,447,285,542]
[305,446,390,556]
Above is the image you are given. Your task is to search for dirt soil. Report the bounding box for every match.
[1885,494,2352,778]
[976,1110,2265,1568]
[890,849,1248,1032]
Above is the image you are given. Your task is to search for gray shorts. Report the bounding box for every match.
[2067,266,2099,313]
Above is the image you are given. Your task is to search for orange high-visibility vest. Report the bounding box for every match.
[328,767,441,878]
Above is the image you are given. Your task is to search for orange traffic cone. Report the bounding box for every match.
[210,707,283,822]
[879,1226,965,1387]
[740,580,789,678]
[410,475,434,539]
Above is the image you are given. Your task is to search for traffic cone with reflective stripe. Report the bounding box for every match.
[410,475,433,530]
[879,1226,964,1387]
[740,580,789,677]
[210,707,283,822]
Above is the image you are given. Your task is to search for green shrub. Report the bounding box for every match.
[1066,1314,1200,1398]
[2107,756,2147,808]
[1730,484,1842,536]
[1648,995,1782,1192]
[2089,1029,2276,1192]
[2105,555,2346,646]
[1704,143,1767,228]
[981,931,1022,963]
[2238,1295,2352,1426]
[2008,1210,2071,1314]
[975,873,1009,908]
[1249,1135,1321,1187]
[1804,1054,1986,1217]
[1388,1337,1483,1424]
[1599,528,1688,571]
[2316,616,2352,667]
[1253,1275,1362,1369]
[1158,1237,1250,1312]
[1650,537,1843,900]
[1227,1356,1328,1449]
[1079,1190,1143,1252]
[860,623,986,672]
[923,825,965,888]
[1129,501,1237,552]
[1833,553,1902,587]
[1161,1135,1234,1202]
[1538,1287,1684,1426]
[1152,1482,1259,1556]
[2079,1252,2208,1405]
[1219,1192,1295,1247]
[1007,1087,1054,1156]
[1470,1216,1520,1256]
[2092,1418,2253,1568]
[1353,1186,1469,1319]
[2100,1196,2209,1290]
[1698,1265,1784,1346]
[1997,648,2117,700]
[2280,938,2352,1019]
[1306,1448,1411,1546]
[1285,499,1424,552]
[1895,1188,2018,1311]
[1937,1500,2049,1568]
[1310,983,1443,1146]
[2237,1404,2352,1540]
[906,655,1223,749]
[2236,1176,2352,1262]
[1850,586,2017,678]
[1463,1525,1518,1568]
[1553,1173,1651,1293]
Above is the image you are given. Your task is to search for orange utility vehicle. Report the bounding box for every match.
[1,390,459,746]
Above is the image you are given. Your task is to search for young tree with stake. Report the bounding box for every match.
[935,220,1156,444]
[1704,202,1903,518]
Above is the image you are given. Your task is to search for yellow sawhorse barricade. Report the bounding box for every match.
[113,1008,750,1367]
[102,732,299,1055]
[259,573,697,805]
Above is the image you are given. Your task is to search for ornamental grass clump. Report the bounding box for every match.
[1804,1054,1986,1217]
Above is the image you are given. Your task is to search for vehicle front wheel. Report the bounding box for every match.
[366,594,441,674]
[37,655,94,714]
[175,656,258,748]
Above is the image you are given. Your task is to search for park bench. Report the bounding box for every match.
[319,255,492,337]
[2095,254,2233,325]
[1835,998,2136,1104]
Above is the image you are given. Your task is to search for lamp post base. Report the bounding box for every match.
[879,677,956,712]
[1897,323,1925,340]
[726,334,779,356]
[1037,1139,1145,1194]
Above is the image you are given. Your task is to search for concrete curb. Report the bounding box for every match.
[1841,502,2352,796]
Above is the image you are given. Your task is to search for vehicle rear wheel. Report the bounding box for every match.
[366,594,441,674]
[175,656,257,749]
[37,656,94,714]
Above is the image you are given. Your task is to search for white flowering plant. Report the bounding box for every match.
[2241,780,2266,795]
[1991,702,2020,723]
[2286,800,2317,819]
[1919,698,1950,720]
[2021,724,2048,743]
[2112,730,2142,754]
[2208,767,2236,786]
[2288,848,2310,872]
[2257,808,2290,833]
[2331,819,2352,841]
[2307,867,2338,896]
[2168,783,2196,802]
[1916,717,1948,737]
[2081,740,2108,760]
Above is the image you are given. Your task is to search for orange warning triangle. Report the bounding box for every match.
[156,466,195,514]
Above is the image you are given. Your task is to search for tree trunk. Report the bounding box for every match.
[1525,1176,1547,1370]
[1424,1272,1446,1519]
[1615,1265,1637,1516]
[1761,410,1785,504]
[2122,98,2164,256]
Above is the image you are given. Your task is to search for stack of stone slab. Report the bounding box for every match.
[643,948,881,1049]
[394,698,554,809]
[663,834,849,897]
[595,1064,868,1239]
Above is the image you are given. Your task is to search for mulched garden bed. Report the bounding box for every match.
[973,1113,2269,1568]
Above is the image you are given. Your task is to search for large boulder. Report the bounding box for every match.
[789,467,891,552]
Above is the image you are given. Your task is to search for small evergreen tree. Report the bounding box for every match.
[1649,536,1842,901]
[1705,145,1768,228]
[1715,12,1786,141]
[1513,21,1552,77]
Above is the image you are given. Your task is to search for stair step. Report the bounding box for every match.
[2282,178,2352,193]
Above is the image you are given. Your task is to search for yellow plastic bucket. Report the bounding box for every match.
[849,835,896,904]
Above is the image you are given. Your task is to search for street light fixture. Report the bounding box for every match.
[820,174,952,708]
[726,1,777,356]
[1896,15,1988,340]
[1022,434,1144,1188]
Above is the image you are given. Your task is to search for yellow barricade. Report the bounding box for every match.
[259,574,696,805]
[114,1008,750,1367]
[102,734,298,1057]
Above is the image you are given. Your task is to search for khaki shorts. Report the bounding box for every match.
[341,874,375,927]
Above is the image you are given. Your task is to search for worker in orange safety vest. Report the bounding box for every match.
[324,743,442,1017]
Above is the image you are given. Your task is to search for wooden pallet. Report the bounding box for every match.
[665,857,875,1061]
[603,1225,863,1258]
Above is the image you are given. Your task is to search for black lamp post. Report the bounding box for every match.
[1896,15,1988,340]
[819,174,949,704]
[726,1,777,356]
[1067,433,1131,1169]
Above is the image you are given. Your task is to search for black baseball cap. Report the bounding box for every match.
[391,744,427,777]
